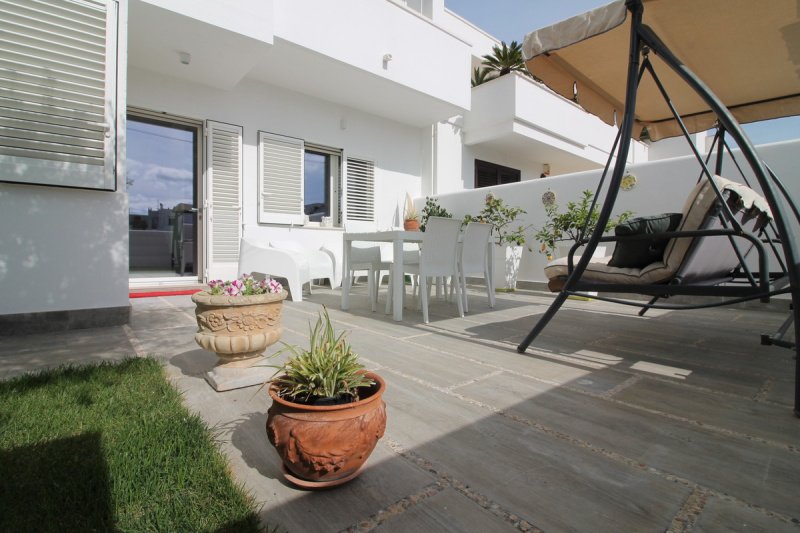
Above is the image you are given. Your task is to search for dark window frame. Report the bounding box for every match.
[474,159,521,188]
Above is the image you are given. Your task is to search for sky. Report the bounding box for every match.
[443,0,800,146]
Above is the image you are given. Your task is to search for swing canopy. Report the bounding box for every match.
[522,0,800,141]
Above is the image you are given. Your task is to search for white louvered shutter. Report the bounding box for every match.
[258,131,304,225]
[345,157,374,222]
[206,121,242,279]
[0,0,118,190]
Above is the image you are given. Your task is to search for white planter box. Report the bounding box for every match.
[492,244,523,291]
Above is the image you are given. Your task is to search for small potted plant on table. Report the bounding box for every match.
[403,192,420,231]
[266,308,386,489]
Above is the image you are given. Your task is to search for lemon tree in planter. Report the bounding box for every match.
[465,193,530,291]
[534,189,632,260]
[265,308,386,489]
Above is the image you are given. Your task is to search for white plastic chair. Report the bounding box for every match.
[386,217,464,323]
[458,222,495,312]
[349,245,388,312]
[237,238,335,302]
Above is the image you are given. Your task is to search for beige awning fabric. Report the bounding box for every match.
[522,0,800,141]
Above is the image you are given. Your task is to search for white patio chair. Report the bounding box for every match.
[349,245,388,312]
[458,221,495,312]
[237,238,335,302]
[386,217,464,323]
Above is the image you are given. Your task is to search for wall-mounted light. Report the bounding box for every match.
[382,53,393,70]
[179,51,191,65]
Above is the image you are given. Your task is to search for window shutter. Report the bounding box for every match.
[258,131,304,224]
[206,121,242,269]
[0,0,118,190]
[345,157,374,222]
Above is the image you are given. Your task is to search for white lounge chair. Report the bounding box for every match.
[237,238,335,302]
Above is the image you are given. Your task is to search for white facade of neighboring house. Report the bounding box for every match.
[0,0,649,330]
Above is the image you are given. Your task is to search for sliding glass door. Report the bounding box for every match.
[127,113,201,281]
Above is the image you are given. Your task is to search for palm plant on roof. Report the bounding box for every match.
[481,40,531,78]
[471,66,496,87]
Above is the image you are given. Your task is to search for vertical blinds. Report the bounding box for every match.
[0,0,116,189]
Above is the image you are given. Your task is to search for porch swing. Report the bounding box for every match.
[516,0,800,417]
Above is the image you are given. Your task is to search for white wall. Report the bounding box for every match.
[428,139,800,283]
[0,0,130,317]
[128,67,426,280]
[136,0,273,44]
[273,0,470,111]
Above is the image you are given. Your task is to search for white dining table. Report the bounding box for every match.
[341,230,425,321]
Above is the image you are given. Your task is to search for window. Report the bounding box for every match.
[0,0,119,190]
[303,144,341,224]
[474,159,521,188]
[259,131,374,226]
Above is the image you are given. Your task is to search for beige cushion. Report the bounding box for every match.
[544,175,766,284]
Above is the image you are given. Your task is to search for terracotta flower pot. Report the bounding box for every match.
[266,372,387,489]
[191,290,288,366]
[403,219,420,231]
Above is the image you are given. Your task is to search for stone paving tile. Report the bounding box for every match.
[351,333,496,389]
[694,494,800,532]
[384,374,690,532]
[0,326,136,379]
[613,378,800,446]
[371,487,521,533]
[457,372,800,520]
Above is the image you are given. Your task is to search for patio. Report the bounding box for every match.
[2,284,799,532]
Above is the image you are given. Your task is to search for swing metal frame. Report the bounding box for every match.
[516,0,800,417]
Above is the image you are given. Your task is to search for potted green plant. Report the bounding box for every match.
[534,189,632,260]
[265,308,386,489]
[403,192,420,231]
[465,193,530,291]
[420,196,453,231]
[192,274,287,366]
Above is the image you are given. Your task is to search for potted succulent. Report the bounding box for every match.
[465,193,530,291]
[192,274,287,367]
[266,308,386,489]
[534,189,632,261]
[403,192,420,231]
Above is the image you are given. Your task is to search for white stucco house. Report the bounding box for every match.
[0,0,657,332]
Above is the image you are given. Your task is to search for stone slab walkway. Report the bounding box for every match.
[1,285,798,532]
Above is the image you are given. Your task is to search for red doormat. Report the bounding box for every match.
[129,289,203,299]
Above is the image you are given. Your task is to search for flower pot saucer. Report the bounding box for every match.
[281,463,365,490]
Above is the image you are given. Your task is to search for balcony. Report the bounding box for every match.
[464,73,647,174]
[128,0,471,127]
[248,0,470,127]
[128,0,275,90]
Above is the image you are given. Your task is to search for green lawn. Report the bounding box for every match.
[0,357,265,532]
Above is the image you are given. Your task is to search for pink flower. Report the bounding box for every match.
[224,284,241,296]
[268,279,283,293]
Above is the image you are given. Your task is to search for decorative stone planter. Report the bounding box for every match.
[266,372,387,489]
[191,290,288,391]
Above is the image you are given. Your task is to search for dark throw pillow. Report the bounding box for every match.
[608,213,683,269]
